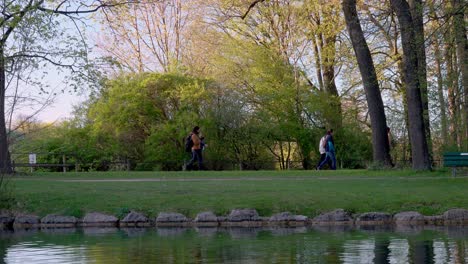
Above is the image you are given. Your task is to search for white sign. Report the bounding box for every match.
[29,154,37,164]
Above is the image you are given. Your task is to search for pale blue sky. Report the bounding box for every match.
[18,14,101,123]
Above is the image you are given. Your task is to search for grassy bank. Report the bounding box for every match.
[7,169,468,218]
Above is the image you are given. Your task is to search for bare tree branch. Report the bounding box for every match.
[37,1,141,15]
[241,0,266,20]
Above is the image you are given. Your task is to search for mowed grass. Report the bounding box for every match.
[7,169,468,218]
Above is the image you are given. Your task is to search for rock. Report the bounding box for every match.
[0,214,14,228]
[312,209,353,224]
[13,215,40,228]
[394,211,425,224]
[291,215,308,222]
[217,216,227,222]
[120,211,150,227]
[356,212,392,224]
[194,212,218,222]
[269,212,309,223]
[443,209,468,224]
[227,209,261,222]
[156,213,188,226]
[41,214,77,227]
[270,212,295,222]
[424,215,443,225]
[82,212,118,227]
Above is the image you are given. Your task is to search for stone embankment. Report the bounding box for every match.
[1,208,467,229]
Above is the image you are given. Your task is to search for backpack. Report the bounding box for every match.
[319,136,326,153]
[185,134,193,152]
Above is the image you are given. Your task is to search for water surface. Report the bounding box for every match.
[1,226,467,263]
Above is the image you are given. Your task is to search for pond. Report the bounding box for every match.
[0,226,467,263]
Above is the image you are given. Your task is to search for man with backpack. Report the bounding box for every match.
[185,126,204,170]
[316,132,329,169]
[316,129,336,170]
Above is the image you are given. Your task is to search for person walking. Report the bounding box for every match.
[186,126,204,170]
[316,132,329,169]
[317,129,336,170]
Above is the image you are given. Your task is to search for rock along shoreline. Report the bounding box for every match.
[1,208,468,230]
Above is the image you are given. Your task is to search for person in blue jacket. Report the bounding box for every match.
[317,129,336,170]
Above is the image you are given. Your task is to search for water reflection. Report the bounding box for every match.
[0,226,467,263]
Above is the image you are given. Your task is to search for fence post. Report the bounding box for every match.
[62,155,66,173]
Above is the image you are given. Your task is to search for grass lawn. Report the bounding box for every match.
[5,169,468,219]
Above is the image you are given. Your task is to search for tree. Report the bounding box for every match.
[428,1,448,146]
[342,0,392,167]
[451,0,468,148]
[0,0,134,173]
[408,0,432,160]
[96,0,190,73]
[390,0,431,170]
[304,0,344,128]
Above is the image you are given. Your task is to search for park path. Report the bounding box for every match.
[51,176,468,182]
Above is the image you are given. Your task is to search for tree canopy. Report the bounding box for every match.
[4,0,468,171]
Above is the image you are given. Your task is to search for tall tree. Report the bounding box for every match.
[428,1,448,145]
[305,0,343,128]
[408,0,432,159]
[342,0,392,167]
[443,1,460,147]
[390,0,431,170]
[96,0,189,73]
[0,0,132,173]
[451,0,468,147]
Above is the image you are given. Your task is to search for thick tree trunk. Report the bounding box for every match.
[342,0,392,167]
[409,0,433,160]
[397,58,412,164]
[322,33,339,96]
[312,31,324,91]
[0,47,12,174]
[452,0,468,147]
[390,0,431,170]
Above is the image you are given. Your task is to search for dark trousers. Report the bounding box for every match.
[316,153,332,169]
[317,153,326,168]
[187,149,203,170]
[318,151,336,170]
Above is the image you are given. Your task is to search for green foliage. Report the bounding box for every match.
[88,73,210,169]
[0,175,15,210]
[13,61,375,170]
[334,124,373,169]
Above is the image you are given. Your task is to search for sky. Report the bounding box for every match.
[17,13,101,123]
[35,92,88,122]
